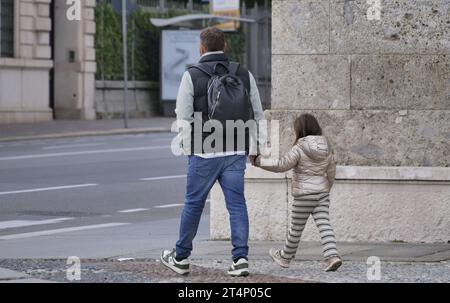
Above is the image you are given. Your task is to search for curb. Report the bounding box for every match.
[0,127,172,142]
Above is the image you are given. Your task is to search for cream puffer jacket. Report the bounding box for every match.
[256,136,336,197]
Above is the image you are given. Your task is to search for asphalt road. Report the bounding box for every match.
[0,133,210,259]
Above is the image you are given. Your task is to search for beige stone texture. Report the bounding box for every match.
[211,165,450,243]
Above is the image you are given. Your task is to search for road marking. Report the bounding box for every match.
[9,142,26,147]
[118,208,149,213]
[0,145,170,161]
[140,175,186,181]
[0,223,130,240]
[0,184,98,196]
[153,200,209,209]
[154,203,184,209]
[42,143,106,150]
[0,218,73,230]
[151,137,174,142]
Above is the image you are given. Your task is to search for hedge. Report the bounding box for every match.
[95,3,247,81]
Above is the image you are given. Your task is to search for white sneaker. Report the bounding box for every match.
[160,249,190,275]
[269,247,291,268]
[323,256,342,272]
[227,258,249,277]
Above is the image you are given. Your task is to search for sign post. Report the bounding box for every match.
[112,0,137,128]
[122,0,129,128]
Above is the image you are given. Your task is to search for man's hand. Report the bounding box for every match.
[249,155,258,166]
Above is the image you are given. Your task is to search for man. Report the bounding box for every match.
[161,27,265,277]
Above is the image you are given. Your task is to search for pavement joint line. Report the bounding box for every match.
[0,276,30,282]
[0,128,172,143]
[415,248,450,258]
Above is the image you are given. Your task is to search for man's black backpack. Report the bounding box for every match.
[189,62,254,124]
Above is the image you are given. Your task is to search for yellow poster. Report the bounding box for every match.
[211,0,240,31]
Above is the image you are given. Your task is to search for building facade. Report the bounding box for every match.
[0,0,272,124]
[0,0,96,124]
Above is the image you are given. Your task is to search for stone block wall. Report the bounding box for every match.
[211,165,450,243]
[19,0,52,60]
[271,0,449,167]
[95,81,160,119]
[0,0,53,124]
[211,0,450,243]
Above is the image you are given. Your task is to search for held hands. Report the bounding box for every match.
[249,155,259,167]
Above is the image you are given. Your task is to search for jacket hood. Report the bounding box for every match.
[298,136,330,160]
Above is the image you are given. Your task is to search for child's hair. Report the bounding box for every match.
[293,114,323,144]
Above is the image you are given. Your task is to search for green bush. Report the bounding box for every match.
[95,4,247,81]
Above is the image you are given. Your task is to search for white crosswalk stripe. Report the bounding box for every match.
[118,208,149,213]
[154,203,184,209]
[140,175,185,181]
[0,218,73,230]
[0,223,130,240]
[0,145,170,161]
[0,184,98,196]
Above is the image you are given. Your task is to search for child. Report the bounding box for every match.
[255,114,342,272]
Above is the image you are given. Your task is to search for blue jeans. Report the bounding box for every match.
[176,155,249,261]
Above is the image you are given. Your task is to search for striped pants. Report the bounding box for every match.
[282,192,339,260]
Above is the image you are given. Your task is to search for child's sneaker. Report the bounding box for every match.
[227,258,249,277]
[160,249,190,275]
[323,256,342,272]
[269,248,291,268]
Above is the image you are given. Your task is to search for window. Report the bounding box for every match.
[0,0,14,57]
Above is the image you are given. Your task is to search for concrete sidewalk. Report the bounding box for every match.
[0,118,174,142]
[189,241,450,283]
[1,241,449,283]
[0,267,55,283]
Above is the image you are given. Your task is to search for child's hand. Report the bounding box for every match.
[249,155,258,166]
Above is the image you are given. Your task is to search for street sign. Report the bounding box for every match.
[112,0,137,16]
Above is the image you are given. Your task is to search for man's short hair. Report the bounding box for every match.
[200,27,225,52]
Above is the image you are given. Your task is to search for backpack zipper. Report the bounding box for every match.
[209,91,221,119]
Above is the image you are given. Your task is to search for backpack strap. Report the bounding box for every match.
[189,62,239,77]
[229,62,240,75]
[188,64,213,77]
[212,62,230,74]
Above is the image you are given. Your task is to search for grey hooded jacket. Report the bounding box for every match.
[256,136,336,197]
